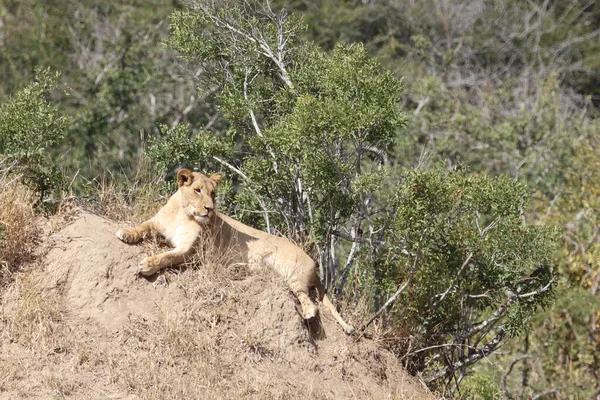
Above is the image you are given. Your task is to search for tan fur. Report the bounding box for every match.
[116,169,355,334]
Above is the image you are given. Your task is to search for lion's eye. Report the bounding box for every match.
[194,188,202,194]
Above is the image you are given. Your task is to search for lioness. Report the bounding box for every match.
[116,169,355,334]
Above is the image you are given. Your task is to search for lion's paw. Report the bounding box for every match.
[138,257,159,276]
[343,324,356,335]
[116,228,140,244]
[301,304,318,320]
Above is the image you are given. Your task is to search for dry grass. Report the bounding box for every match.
[0,176,39,288]
[91,173,165,224]
[105,311,228,399]
[84,158,167,224]
[0,265,77,397]
[4,268,67,352]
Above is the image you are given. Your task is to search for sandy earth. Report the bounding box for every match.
[0,210,433,399]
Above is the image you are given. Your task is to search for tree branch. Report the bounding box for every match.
[211,155,272,233]
[501,354,532,399]
[434,252,473,306]
[424,328,506,383]
[192,1,293,88]
[243,69,278,174]
[360,235,425,332]
[332,230,387,246]
[532,386,571,400]
[336,216,363,294]
[360,275,413,332]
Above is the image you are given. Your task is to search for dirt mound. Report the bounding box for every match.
[0,210,432,399]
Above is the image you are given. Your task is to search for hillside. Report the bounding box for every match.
[0,210,432,399]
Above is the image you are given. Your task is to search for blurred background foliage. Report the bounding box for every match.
[1,0,599,397]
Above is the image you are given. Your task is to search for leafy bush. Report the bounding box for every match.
[460,372,502,400]
[0,70,68,200]
[354,168,557,383]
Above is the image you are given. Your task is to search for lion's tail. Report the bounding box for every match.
[314,278,356,335]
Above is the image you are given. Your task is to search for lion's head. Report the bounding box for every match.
[177,169,223,223]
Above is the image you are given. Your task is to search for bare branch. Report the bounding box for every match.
[211,155,272,233]
[404,342,481,358]
[94,51,126,86]
[212,155,248,180]
[532,386,571,400]
[434,252,473,306]
[413,97,430,116]
[502,354,533,398]
[517,277,554,298]
[360,275,413,332]
[475,212,497,238]
[243,70,263,137]
[337,215,365,293]
[445,277,553,353]
[332,230,392,247]
[191,1,293,88]
[360,234,425,332]
[424,328,506,383]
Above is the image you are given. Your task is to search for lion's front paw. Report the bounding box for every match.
[301,303,317,320]
[116,228,140,244]
[138,256,159,276]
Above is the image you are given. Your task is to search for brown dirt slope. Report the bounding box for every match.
[0,210,433,399]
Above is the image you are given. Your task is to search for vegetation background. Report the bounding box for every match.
[1,0,599,397]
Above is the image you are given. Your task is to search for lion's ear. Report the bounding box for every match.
[177,168,194,187]
[210,173,223,187]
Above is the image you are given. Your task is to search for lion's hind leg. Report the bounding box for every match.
[116,219,157,244]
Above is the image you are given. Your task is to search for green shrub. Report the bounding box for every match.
[460,373,502,400]
[0,70,68,201]
[354,168,558,384]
